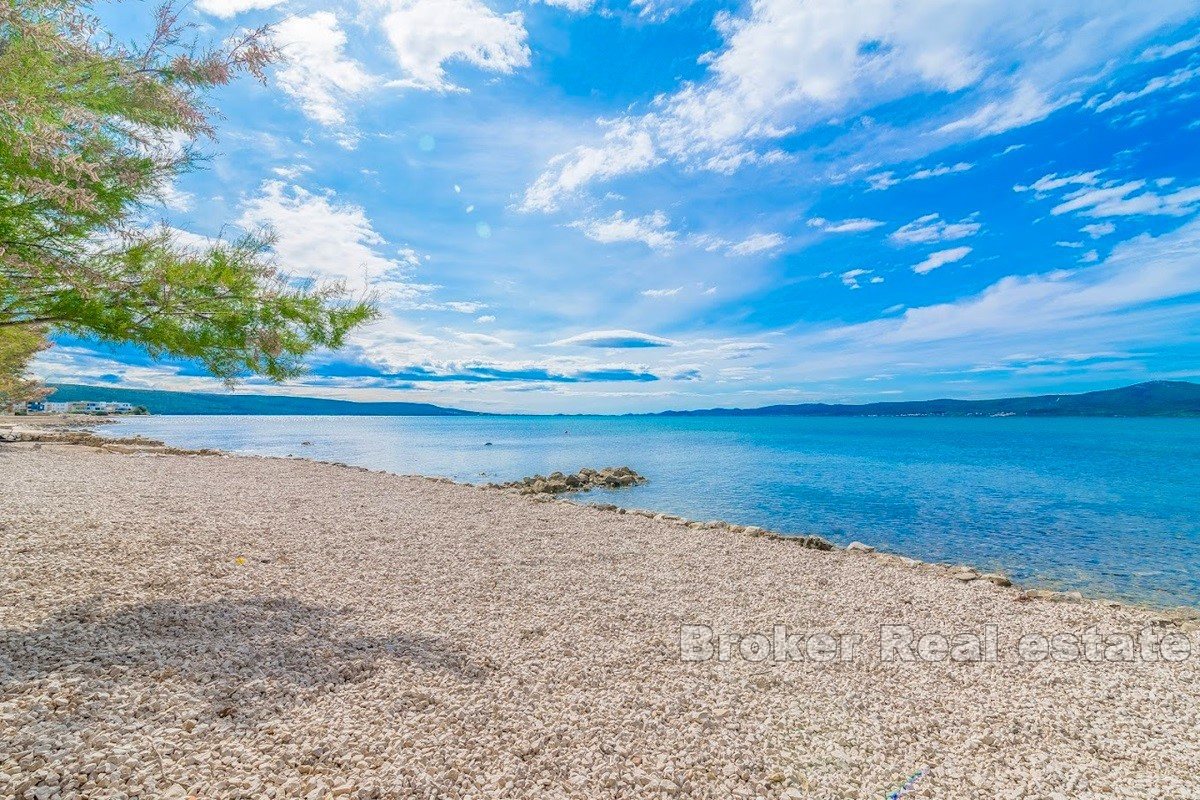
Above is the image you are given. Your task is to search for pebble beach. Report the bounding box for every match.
[2,423,1199,799]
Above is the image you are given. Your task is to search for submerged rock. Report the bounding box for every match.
[489,466,647,495]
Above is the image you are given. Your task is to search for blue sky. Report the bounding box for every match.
[38,0,1200,412]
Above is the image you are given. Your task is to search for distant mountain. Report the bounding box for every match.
[46,384,480,416]
[656,381,1200,418]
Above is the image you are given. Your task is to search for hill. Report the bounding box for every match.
[45,384,479,416]
[656,381,1200,418]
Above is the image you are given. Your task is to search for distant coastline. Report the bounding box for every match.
[41,379,1200,417]
[653,380,1200,418]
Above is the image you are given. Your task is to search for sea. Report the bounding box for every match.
[107,414,1200,609]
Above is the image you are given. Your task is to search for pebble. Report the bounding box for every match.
[1,436,1196,800]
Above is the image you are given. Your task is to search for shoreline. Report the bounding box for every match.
[2,419,1199,797]
[3,413,1196,618]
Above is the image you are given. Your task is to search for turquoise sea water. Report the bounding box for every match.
[108,415,1200,608]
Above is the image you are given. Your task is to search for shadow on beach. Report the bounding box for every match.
[0,596,489,726]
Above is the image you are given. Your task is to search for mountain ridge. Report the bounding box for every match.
[45,384,479,416]
[43,380,1200,417]
[654,380,1200,418]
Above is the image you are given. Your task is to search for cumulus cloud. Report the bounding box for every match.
[913,246,972,274]
[808,217,886,233]
[569,210,677,250]
[891,213,981,245]
[237,180,423,295]
[550,330,676,348]
[273,13,376,128]
[380,0,530,92]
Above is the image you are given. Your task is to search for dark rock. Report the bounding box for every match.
[491,466,648,495]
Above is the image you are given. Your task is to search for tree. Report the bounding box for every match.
[0,324,50,406]
[0,0,376,388]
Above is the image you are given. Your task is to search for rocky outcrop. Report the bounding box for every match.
[0,428,221,455]
[490,466,647,495]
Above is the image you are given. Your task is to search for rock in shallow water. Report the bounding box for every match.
[489,466,647,495]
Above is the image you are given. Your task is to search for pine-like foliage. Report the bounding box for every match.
[0,0,376,384]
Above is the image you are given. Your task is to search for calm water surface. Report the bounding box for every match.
[109,415,1200,608]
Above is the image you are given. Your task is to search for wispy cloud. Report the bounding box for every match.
[867,162,973,191]
[550,330,676,348]
[1087,64,1200,113]
[808,217,885,233]
[891,213,981,245]
[913,246,972,274]
[1019,169,1200,218]
[569,210,677,250]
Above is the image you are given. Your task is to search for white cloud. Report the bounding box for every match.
[937,81,1073,136]
[1019,168,1200,219]
[550,330,676,348]
[237,180,421,295]
[726,232,786,256]
[839,268,875,289]
[569,210,677,250]
[456,332,514,348]
[630,0,696,20]
[642,287,683,298]
[475,315,496,323]
[1052,181,1200,218]
[380,0,530,92]
[521,122,660,212]
[909,162,974,181]
[194,0,285,18]
[1139,33,1200,62]
[524,1,1195,208]
[891,213,981,245]
[1082,222,1116,238]
[866,173,900,191]
[825,219,1200,363]
[867,161,973,191]
[1087,64,1200,113]
[273,13,376,128]
[532,0,595,10]
[913,246,972,274]
[1014,171,1101,193]
[156,182,194,212]
[808,217,885,233]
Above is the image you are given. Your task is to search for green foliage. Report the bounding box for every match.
[0,324,50,405]
[0,0,376,383]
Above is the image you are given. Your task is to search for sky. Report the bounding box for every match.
[36,0,1200,413]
